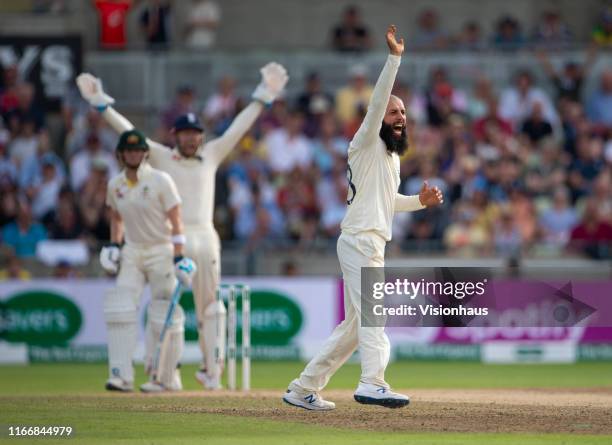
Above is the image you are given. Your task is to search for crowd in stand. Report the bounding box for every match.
[1,4,612,279]
[1,46,611,277]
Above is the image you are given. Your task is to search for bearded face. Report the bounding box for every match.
[380,95,408,155]
[380,121,408,155]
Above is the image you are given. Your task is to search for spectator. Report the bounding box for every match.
[93,0,133,50]
[233,183,284,246]
[473,97,513,141]
[444,201,489,257]
[392,82,426,125]
[520,102,553,144]
[498,70,558,131]
[263,111,313,174]
[413,8,449,50]
[69,133,118,192]
[50,197,84,239]
[569,198,612,259]
[539,187,578,247]
[524,137,566,196]
[331,5,371,53]
[568,135,605,200]
[30,159,63,222]
[493,205,522,257]
[296,72,334,136]
[19,130,65,191]
[13,82,45,130]
[591,8,612,46]
[185,0,220,49]
[61,83,93,138]
[203,77,237,127]
[316,164,347,237]
[0,186,18,228]
[455,21,485,51]
[0,65,19,116]
[277,168,319,244]
[424,67,468,127]
[140,0,172,50]
[467,77,495,120]
[492,15,525,51]
[66,109,117,156]
[160,85,198,141]
[586,69,612,127]
[535,47,597,103]
[311,113,347,174]
[1,200,47,258]
[0,130,17,187]
[0,253,31,281]
[78,165,111,241]
[532,10,573,48]
[335,64,373,126]
[8,118,39,170]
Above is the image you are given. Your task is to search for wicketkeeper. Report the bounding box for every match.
[101,129,196,393]
[78,63,288,389]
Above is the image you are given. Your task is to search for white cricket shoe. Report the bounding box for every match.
[282,389,336,411]
[140,370,182,393]
[195,369,223,390]
[353,382,410,408]
[105,377,133,392]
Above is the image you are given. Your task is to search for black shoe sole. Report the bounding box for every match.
[354,394,410,408]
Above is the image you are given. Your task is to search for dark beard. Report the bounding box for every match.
[380,122,408,155]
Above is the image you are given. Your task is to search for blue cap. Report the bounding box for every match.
[173,113,204,132]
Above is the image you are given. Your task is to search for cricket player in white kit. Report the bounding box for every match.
[283,25,443,410]
[101,129,196,393]
[77,63,288,389]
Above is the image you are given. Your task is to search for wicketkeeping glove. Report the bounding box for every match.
[252,62,289,105]
[100,243,121,274]
[174,256,197,288]
[76,73,115,111]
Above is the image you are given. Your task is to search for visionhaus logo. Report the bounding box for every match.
[0,291,82,346]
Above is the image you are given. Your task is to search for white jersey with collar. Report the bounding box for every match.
[106,163,181,246]
[340,55,424,242]
[102,102,263,228]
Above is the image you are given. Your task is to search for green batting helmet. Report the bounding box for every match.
[116,129,148,152]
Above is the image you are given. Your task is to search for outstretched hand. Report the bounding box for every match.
[386,24,404,56]
[418,181,444,207]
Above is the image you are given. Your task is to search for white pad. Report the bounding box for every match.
[106,321,137,384]
[146,298,185,389]
[203,300,227,380]
[104,289,139,383]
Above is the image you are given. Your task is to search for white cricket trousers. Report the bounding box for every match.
[291,231,390,393]
[184,226,221,360]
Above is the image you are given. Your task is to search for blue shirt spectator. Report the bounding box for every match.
[586,69,612,126]
[1,201,47,257]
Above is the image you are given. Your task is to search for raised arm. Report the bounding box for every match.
[205,62,288,166]
[351,25,404,151]
[76,73,168,159]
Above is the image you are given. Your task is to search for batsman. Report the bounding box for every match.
[283,25,443,410]
[77,63,288,390]
[101,129,196,393]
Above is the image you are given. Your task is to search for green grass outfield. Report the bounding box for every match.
[0,361,611,445]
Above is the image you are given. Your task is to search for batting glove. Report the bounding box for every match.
[100,243,121,274]
[76,73,115,111]
[174,256,197,288]
[252,62,289,105]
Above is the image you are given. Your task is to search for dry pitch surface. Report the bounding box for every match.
[102,387,612,435]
